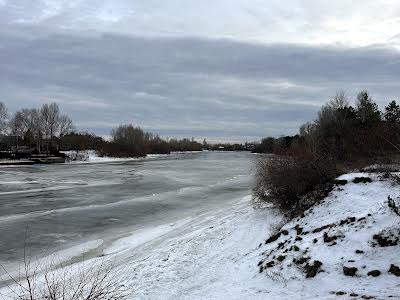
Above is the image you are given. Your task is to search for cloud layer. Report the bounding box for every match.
[1,1,400,141]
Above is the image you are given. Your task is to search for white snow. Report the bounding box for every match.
[258,172,400,299]
[1,172,399,299]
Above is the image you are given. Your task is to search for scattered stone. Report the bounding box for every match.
[350,293,359,297]
[293,256,310,265]
[361,295,375,299]
[313,238,318,244]
[277,241,286,249]
[343,266,358,276]
[292,245,300,251]
[372,233,399,247]
[257,260,263,266]
[312,223,335,233]
[282,230,289,235]
[305,260,323,278]
[265,261,275,268]
[265,232,281,244]
[295,236,303,241]
[388,264,400,276]
[339,217,356,225]
[353,177,372,184]
[277,255,286,262]
[367,270,381,277]
[295,224,303,235]
[348,260,355,263]
[336,291,346,296]
[355,249,364,254]
[323,232,342,243]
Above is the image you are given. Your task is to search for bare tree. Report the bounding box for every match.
[58,115,74,138]
[10,111,25,136]
[41,103,60,153]
[0,101,9,134]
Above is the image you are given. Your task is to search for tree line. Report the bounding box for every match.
[254,90,400,217]
[254,90,400,162]
[0,102,232,158]
[0,101,73,154]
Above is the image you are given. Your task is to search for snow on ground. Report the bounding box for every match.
[258,172,400,299]
[1,172,400,299]
[62,150,144,163]
[110,196,283,300]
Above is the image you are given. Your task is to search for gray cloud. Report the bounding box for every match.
[1,28,400,141]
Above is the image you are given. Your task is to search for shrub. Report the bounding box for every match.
[253,155,338,217]
[1,258,128,300]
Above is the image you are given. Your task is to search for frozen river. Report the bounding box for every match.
[0,152,253,273]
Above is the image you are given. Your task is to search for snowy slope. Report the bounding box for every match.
[258,172,400,299]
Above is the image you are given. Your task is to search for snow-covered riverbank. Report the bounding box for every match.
[0,195,283,299]
[2,169,399,299]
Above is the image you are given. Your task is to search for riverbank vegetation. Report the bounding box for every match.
[0,102,252,161]
[254,90,400,216]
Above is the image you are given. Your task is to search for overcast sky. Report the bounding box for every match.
[1,1,400,142]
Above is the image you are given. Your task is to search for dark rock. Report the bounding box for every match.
[265,261,275,268]
[265,232,281,244]
[350,293,359,297]
[388,264,400,276]
[313,238,318,244]
[355,249,364,254]
[259,266,263,273]
[277,242,286,249]
[343,266,358,276]
[294,256,310,265]
[282,230,289,235]
[348,260,355,263]
[295,236,303,241]
[292,245,300,251]
[372,233,399,247]
[277,255,286,262]
[313,223,335,233]
[323,232,341,243]
[353,177,372,184]
[295,224,303,235]
[367,270,381,277]
[305,260,323,278]
[336,291,346,296]
[257,261,263,266]
[339,217,356,226]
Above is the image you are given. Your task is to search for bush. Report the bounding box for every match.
[1,258,127,300]
[253,155,338,217]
